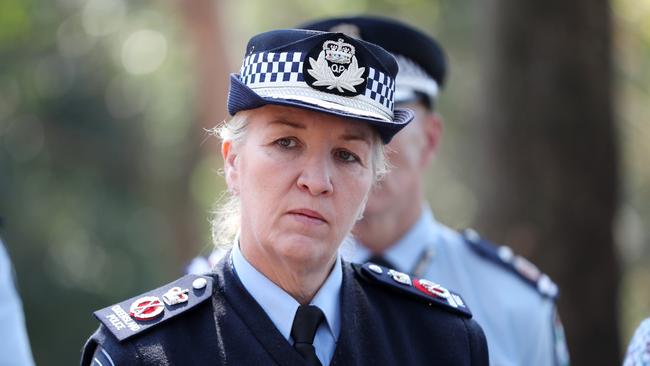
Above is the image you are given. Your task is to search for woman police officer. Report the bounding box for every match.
[81,29,488,365]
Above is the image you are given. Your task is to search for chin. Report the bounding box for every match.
[275,235,333,265]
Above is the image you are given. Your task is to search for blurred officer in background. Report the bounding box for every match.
[0,221,36,366]
[300,16,569,366]
[624,318,650,366]
[83,28,488,365]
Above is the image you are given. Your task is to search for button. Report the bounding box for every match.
[192,277,207,290]
[368,264,383,274]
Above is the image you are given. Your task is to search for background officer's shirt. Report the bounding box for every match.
[624,318,650,365]
[231,242,341,366]
[0,240,35,366]
[350,205,565,366]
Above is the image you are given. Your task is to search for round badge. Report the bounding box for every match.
[304,36,367,97]
[129,296,164,321]
[192,277,207,290]
[413,279,450,299]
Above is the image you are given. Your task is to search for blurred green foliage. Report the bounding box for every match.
[0,0,648,364]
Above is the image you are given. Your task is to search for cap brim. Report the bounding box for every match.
[226,74,414,143]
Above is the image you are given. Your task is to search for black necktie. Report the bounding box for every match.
[291,305,324,366]
[368,254,395,269]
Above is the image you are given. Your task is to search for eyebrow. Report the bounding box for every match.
[269,117,372,145]
[268,119,306,129]
[341,131,372,146]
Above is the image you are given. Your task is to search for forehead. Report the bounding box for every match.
[247,105,375,139]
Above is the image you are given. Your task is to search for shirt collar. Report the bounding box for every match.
[350,204,438,273]
[231,242,342,341]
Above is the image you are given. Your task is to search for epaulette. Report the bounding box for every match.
[354,262,472,318]
[462,229,559,299]
[93,274,213,341]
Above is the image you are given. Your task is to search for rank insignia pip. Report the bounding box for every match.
[388,269,412,286]
[162,287,189,306]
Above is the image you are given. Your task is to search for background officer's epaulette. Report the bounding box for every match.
[354,262,472,318]
[93,274,213,341]
[462,229,559,299]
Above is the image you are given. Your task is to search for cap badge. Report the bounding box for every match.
[305,38,366,96]
[129,296,164,321]
[162,287,189,306]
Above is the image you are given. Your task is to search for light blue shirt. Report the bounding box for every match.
[231,243,341,366]
[624,318,650,366]
[0,240,35,366]
[350,205,567,366]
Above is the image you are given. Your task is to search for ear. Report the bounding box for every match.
[420,112,442,167]
[222,140,240,195]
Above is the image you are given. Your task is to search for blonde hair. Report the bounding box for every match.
[210,111,388,249]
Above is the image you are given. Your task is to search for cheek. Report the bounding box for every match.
[238,149,297,218]
[336,170,373,218]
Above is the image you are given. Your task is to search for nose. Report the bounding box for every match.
[297,156,334,196]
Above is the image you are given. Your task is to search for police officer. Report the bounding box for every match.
[82,28,488,365]
[0,225,36,366]
[300,16,570,366]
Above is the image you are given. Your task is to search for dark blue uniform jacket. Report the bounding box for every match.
[81,257,489,365]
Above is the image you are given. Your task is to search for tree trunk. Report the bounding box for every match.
[159,0,229,266]
[476,0,621,364]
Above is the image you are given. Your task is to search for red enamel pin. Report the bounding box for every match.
[129,296,164,321]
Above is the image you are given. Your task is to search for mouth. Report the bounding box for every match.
[287,208,328,224]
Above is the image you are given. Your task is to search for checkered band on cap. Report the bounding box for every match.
[240,52,304,85]
[239,51,396,122]
[365,68,394,111]
[393,54,439,102]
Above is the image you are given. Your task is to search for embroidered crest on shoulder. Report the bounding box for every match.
[93,274,213,341]
[305,37,367,96]
[462,228,559,299]
[354,262,472,318]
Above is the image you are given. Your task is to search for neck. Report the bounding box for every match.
[354,201,423,254]
[239,241,336,305]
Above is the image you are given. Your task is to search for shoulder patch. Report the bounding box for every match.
[93,274,213,341]
[354,262,472,318]
[462,229,559,299]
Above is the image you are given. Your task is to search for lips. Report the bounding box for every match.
[287,208,328,224]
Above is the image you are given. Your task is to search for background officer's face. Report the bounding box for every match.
[361,102,440,218]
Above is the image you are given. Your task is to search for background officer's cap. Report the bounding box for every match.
[228,28,415,143]
[300,16,447,110]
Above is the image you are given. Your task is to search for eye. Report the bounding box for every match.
[335,149,360,163]
[274,137,298,149]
